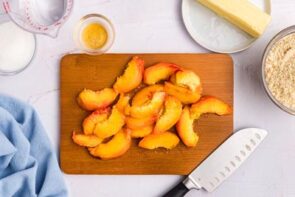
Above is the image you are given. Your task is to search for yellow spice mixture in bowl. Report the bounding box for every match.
[263,26,295,115]
[82,23,108,50]
[74,14,115,55]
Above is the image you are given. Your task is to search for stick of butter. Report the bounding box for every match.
[197,0,271,38]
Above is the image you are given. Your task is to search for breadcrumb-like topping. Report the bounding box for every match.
[265,33,295,111]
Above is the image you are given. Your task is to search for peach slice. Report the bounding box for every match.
[82,108,110,135]
[124,105,131,116]
[176,106,199,147]
[154,96,182,134]
[139,131,180,150]
[94,107,125,139]
[164,82,201,104]
[128,125,153,138]
[132,84,164,106]
[143,63,181,85]
[129,91,166,118]
[170,70,202,93]
[115,94,131,114]
[72,132,103,147]
[88,129,131,160]
[113,56,144,93]
[77,88,118,111]
[190,96,232,119]
[125,115,156,129]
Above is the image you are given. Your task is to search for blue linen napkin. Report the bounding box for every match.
[0,94,67,197]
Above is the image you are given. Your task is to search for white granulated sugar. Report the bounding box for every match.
[0,21,35,73]
[265,33,295,111]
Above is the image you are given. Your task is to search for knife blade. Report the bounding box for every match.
[163,128,268,197]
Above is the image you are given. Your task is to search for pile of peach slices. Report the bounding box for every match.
[72,56,232,160]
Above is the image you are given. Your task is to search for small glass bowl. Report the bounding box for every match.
[0,31,36,76]
[73,14,115,55]
[262,25,295,115]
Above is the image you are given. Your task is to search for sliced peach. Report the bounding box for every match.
[132,84,164,106]
[125,115,156,129]
[190,96,232,119]
[139,131,180,150]
[170,70,202,93]
[94,107,125,139]
[124,105,131,116]
[77,88,118,111]
[82,108,110,135]
[154,96,182,134]
[128,125,153,138]
[143,63,181,85]
[113,56,144,93]
[72,132,103,147]
[115,93,131,114]
[88,129,131,160]
[129,92,166,118]
[176,106,199,147]
[164,82,201,104]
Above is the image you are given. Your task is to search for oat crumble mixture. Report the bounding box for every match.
[265,33,295,111]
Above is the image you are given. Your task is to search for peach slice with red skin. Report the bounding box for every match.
[177,97,232,147]
[88,129,131,160]
[190,96,232,119]
[72,132,103,147]
[154,96,182,134]
[124,105,131,116]
[129,91,166,118]
[94,107,125,139]
[125,115,156,130]
[143,63,181,85]
[113,56,144,93]
[77,88,118,111]
[164,82,201,104]
[170,70,202,93]
[82,108,110,135]
[132,84,164,106]
[128,125,153,138]
[115,94,131,115]
[176,106,199,147]
[139,131,180,150]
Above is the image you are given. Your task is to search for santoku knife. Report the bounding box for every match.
[163,128,268,197]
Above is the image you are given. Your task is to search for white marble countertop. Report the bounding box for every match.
[1,0,295,196]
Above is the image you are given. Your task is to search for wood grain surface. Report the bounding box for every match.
[60,53,233,175]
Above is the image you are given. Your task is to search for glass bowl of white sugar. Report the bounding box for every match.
[0,21,36,75]
[262,26,295,115]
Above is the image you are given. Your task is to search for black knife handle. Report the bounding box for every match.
[162,181,189,197]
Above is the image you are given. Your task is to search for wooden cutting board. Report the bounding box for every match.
[60,53,233,175]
